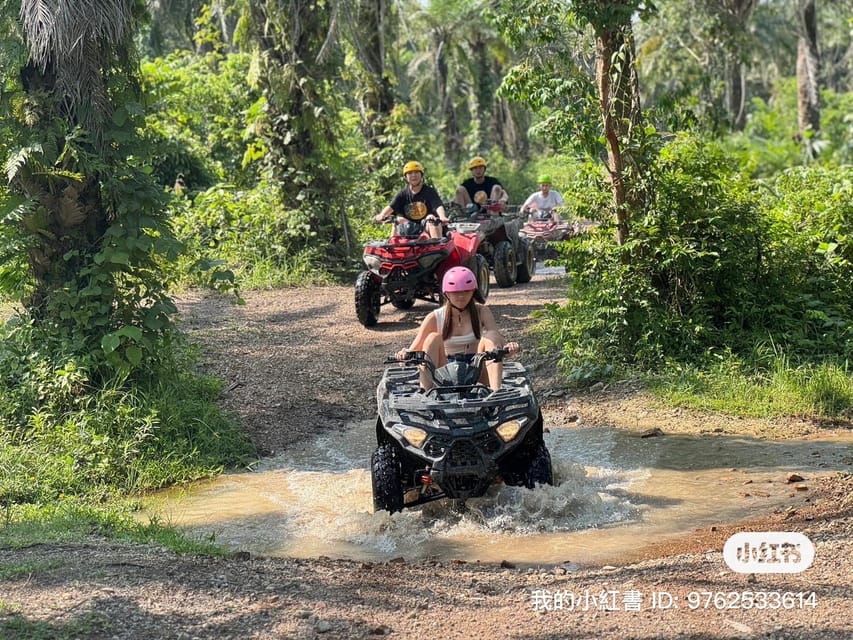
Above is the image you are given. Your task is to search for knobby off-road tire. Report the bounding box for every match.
[515,238,535,284]
[371,443,404,513]
[493,240,517,288]
[468,254,491,302]
[355,271,381,326]
[524,441,553,488]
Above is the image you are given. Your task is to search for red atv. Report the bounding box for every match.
[355,214,489,327]
[519,208,574,261]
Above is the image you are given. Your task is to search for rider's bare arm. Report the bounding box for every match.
[396,312,439,360]
[478,305,520,355]
[375,205,394,223]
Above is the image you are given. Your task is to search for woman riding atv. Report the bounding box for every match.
[395,266,519,391]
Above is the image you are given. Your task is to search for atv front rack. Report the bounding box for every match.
[366,236,449,249]
[380,361,531,413]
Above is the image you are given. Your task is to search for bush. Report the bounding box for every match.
[755,164,853,355]
[543,134,853,383]
[141,51,262,189]
[0,320,255,506]
[546,133,764,379]
[170,181,336,289]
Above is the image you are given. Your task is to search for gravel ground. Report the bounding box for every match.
[1,277,851,639]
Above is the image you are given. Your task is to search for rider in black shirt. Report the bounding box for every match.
[453,156,509,210]
[375,161,449,238]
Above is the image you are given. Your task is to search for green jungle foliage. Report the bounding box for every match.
[169,180,335,289]
[724,79,853,175]
[0,1,253,517]
[542,133,853,383]
[0,319,254,507]
[140,50,263,190]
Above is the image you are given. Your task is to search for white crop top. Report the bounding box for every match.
[433,305,478,350]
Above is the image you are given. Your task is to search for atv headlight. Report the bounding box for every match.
[417,253,444,270]
[402,426,428,448]
[363,254,383,273]
[495,420,522,443]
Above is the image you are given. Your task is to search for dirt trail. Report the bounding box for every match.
[1,274,851,639]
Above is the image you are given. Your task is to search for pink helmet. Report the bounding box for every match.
[442,266,477,292]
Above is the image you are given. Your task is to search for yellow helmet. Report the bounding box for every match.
[468,156,487,170]
[402,160,424,175]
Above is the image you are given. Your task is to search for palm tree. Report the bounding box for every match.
[403,0,518,163]
[2,0,176,362]
[244,2,340,210]
[340,0,397,153]
[796,0,820,156]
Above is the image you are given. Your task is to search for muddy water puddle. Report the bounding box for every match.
[141,422,852,567]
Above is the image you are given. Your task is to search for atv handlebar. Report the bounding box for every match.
[378,214,443,225]
[385,348,512,370]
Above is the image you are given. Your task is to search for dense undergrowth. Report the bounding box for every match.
[539,135,853,419]
[0,316,255,547]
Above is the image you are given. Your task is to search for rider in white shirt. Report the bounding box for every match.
[521,174,565,221]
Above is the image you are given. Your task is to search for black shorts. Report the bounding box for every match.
[446,353,476,364]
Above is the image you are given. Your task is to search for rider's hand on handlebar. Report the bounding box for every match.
[395,348,411,361]
[504,341,520,356]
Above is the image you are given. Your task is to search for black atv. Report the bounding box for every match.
[370,349,553,513]
[453,201,535,288]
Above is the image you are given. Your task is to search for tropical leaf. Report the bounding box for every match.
[21,205,50,235]
[0,193,28,222]
[5,143,44,182]
[19,0,55,70]
[58,185,86,228]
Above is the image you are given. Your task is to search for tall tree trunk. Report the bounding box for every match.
[354,0,395,153]
[213,1,237,51]
[716,0,757,131]
[246,1,343,247]
[796,0,821,157]
[595,26,642,247]
[436,39,462,159]
[725,60,747,131]
[493,96,529,163]
[472,38,495,152]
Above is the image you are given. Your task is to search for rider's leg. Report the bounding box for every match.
[489,185,507,208]
[478,335,502,390]
[425,218,442,239]
[455,186,472,207]
[420,332,447,390]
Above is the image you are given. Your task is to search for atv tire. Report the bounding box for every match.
[515,238,535,284]
[355,271,381,327]
[371,443,404,513]
[493,240,517,288]
[524,441,553,488]
[469,254,491,302]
